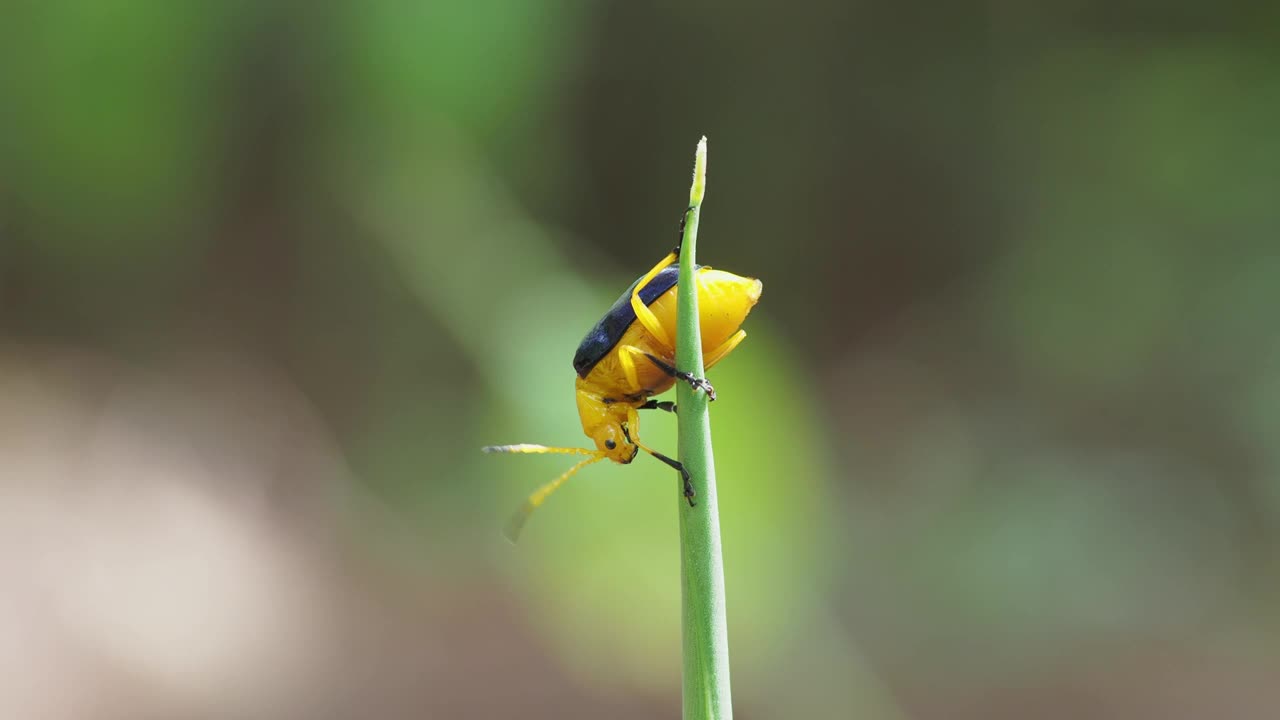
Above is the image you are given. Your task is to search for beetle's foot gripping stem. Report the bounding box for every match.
[666,205,695,255]
[680,374,716,401]
[625,425,697,507]
[643,353,716,401]
[655,453,696,507]
[640,399,677,414]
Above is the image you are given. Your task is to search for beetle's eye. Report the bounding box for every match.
[605,439,617,450]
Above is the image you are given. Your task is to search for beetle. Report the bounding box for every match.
[484,229,762,540]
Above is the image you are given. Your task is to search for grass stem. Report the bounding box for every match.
[675,136,733,720]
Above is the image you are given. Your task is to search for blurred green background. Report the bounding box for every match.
[2,2,1279,718]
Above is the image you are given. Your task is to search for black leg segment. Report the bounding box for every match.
[676,210,690,247]
[648,448,696,507]
[639,399,677,413]
[643,353,716,401]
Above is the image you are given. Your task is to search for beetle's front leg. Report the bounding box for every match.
[624,405,695,506]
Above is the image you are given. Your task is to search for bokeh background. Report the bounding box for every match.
[3,2,1279,718]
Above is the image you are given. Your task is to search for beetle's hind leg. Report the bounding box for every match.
[642,353,716,401]
[628,209,693,349]
[629,256,678,348]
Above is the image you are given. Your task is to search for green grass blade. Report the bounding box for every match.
[676,136,734,720]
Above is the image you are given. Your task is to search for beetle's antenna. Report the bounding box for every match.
[482,444,600,456]
[498,452,607,542]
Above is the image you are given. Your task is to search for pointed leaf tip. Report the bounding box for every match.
[689,136,708,207]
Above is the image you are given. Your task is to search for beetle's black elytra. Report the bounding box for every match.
[572,265,693,378]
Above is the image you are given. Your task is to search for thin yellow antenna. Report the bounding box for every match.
[482,444,600,456]
[499,452,606,542]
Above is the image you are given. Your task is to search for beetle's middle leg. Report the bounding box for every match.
[617,344,648,396]
[642,352,716,401]
[618,347,678,410]
[639,400,676,413]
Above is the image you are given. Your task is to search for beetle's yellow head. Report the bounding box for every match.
[586,416,639,465]
[573,384,639,464]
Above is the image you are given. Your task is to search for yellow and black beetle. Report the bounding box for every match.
[485,233,762,540]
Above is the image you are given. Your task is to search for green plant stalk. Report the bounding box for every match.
[676,137,733,720]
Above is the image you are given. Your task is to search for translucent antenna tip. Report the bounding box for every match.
[482,444,541,454]
[503,508,532,544]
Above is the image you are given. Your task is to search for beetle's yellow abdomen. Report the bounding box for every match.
[645,267,762,359]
